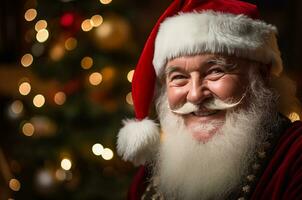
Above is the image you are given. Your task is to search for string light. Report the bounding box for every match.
[33,94,45,108]
[126,92,133,105]
[99,0,113,5]
[36,29,49,43]
[127,70,134,82]
[9,178,21,191]
[89,72,103,85]
[24,8,37,21]
[61,158,72,170]
[81,56,93,69]
[92,143,104,156]
[101,148,114,160]
[81,19,93,32]
[90,15,103,27]
[22,122,35,136]
[35,20,48,31]
[21,53,33,67]
[19,82,31,96]
[65,37,77,50]
[54,92,66,105]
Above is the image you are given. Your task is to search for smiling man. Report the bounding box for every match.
[117,0,302,200]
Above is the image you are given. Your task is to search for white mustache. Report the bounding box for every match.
[170,94,245,115]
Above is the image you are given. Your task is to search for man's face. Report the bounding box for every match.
[165,54,252,142]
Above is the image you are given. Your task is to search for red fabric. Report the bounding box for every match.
[127,121,302,199]
[251,121,302,200]
[132,0,259,120]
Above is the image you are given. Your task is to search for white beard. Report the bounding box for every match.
[153,76,281,200]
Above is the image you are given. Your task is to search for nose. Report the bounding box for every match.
[186,78,210,104]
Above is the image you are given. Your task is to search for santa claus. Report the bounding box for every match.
[117,0,302,199]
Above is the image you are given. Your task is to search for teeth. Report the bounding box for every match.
[193,110,219,116]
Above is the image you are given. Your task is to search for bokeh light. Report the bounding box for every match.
[22,122,35,136]
[92,143,104,156]
[11,100,24,115]
[89,72,103,85]
[91,15,103,27]
[65,37,77,50]
[21,53,33,67]
[81,56,93,69]
[101,148,114,160]
[19,82,31,96]
[61,158,72,170]
[33,94,45,108]
[50,44,65,61]
[24,8,37,21]
[54,92,66,105]
[99,0,112,5]
[126,92,133,105]
[36,29,49,43]
[35,20,48,31]
[127,70,134,82]
[81,19,93,32]
[101,66,115,81]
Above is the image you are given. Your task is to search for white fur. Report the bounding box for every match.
[117,118,160,166]
[153,11,282,76]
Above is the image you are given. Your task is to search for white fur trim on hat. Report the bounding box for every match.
[153,11,283,76]
[117,118,160,166]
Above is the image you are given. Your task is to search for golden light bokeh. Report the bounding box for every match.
[95,21,112,39]
[36,29,49,43]
[126,92,133,105]
[11,100,24,114]
[33,94,45,108]
[91,15,103,27]
[61,158,72,170]
[92,143,104,156]
[9,178,21,191]
[99,0,113,5]
[21,53,33,67]
[81,56,93,69]
[65,37,77,50]
[24,8,37,21]
[127,70,134,82]
[49,44,65,61]
[54,92,66,105]
[81,19,93,32]
[35,20,48,31]
[19,82,31,96]
[101,148,114,160]
[22,122,35,136]
[89,72,103,86]
[101,66,115,82]
[288,112,300,122]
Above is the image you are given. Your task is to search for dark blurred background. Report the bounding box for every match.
[0,0,301,199]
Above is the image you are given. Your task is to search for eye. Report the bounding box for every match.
[207,67,224,75]
[170,74,187,81]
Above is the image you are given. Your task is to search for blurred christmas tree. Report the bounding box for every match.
[0,0,158,199]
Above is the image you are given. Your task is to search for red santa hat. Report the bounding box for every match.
[117,0,283,166]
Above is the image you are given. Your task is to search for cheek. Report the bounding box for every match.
[207,76,246,100]
[167,86,188,108]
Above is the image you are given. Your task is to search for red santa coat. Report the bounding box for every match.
[127,121,302,200]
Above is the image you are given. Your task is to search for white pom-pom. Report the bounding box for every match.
[117,118,160,166]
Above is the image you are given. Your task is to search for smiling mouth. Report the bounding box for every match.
[192,109,220,117]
